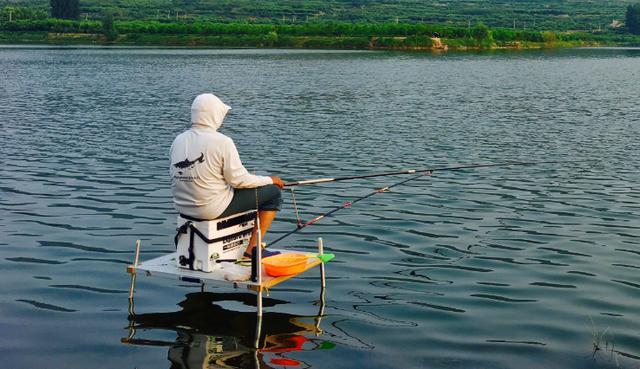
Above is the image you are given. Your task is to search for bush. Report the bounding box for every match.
[472,23,492,41]
[102,13,117,41]
[542,31,557,43]
[262,30,277,46]
[2,6,48,21]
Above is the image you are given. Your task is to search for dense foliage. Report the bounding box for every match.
[0,6,46,20]
[0,18,541,41]
[0,0,637,31]
[50,0,79,19]
[626,4,640,34]
[0,17,617,47]
[2,1,640,47]
[0,18,100,32]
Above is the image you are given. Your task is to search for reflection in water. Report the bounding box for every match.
[123,292,335,369]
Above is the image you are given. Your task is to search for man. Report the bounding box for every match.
[170,93,284,258]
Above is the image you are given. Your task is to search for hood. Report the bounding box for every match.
[191,93,231,130]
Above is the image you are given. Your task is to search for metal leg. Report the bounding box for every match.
[125,294,136,342]
[254,310,263,349]
[253,343,261,368]
[318,238,326,289]
[125,240,141,343]
[128,240,141,299]
[256,215,263,317]
[316,237,326,336]
[255,219,263,349]
[128,274,137,300]
[257,290,263,317]
[315,283,326,336]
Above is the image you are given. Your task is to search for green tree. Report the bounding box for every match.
[50,0,79,20]
[541,31,558,43]
[472,22,491,40]
[102,13,118,41]
[263,30,278,46]
[626,4,640,35]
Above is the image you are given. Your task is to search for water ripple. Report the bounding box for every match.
[611,280,640,290]
[16,299,76,313]
[486,339,546,346]
[470,294,537,303]
[37,240,130,254]
[1,47,639,369]
[49,284,128,294]
[529,282,577,289]
[408,301,466,313]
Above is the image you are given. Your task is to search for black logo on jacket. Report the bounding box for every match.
[173,153,205,175]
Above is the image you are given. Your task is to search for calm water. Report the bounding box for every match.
[1,46,639,369]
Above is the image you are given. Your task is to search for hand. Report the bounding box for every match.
[270,176,284,189]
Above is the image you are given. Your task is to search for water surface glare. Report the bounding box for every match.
[1,47,639,369]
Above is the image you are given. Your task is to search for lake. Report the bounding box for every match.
[0,46,639,369]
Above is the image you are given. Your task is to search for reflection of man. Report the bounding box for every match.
[168,333,248,369]
[170,93,284,258]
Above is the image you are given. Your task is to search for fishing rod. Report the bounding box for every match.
[270,171,434,246]
[284,159,587,187]
[270,159,587,246]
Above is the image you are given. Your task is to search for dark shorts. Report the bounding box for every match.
[218,184,283,218]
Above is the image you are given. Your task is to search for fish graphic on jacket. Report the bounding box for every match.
[173,152,205,174]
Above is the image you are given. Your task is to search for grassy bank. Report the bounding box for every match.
[2,20,640,50]
[0,30,103,44]
[0,31,427,49]
[1,31,633,50]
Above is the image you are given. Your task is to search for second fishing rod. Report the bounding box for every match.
[270,159,588,246]
[270,170,434,246]
[284,159,588,187]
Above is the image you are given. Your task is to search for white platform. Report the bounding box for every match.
[130,249,323,292]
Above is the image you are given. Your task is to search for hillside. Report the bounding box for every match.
[0,0,635,31]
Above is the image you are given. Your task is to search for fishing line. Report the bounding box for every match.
[270,159,589,246]
[284,159,589,187]
[270,171,433,246]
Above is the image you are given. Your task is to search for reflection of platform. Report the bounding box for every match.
[121,292,333,368]
[128,249,323,292]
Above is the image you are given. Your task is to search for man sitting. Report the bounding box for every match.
[170,93,284,258]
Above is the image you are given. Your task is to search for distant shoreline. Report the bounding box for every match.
[2,19,639,50]
[0,31,625,51]
[0,16,640,52]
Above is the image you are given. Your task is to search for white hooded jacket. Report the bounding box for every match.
[170,93,272,219]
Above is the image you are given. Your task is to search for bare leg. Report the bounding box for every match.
[245,210,277,256]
